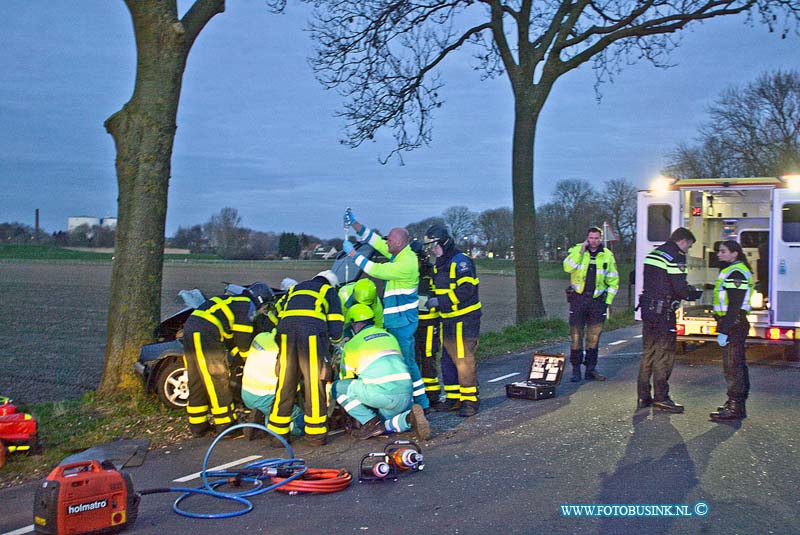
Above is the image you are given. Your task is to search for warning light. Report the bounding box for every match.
[766,327,795,340]
[692,207,702,216]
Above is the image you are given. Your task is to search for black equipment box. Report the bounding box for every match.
[505,353,566,401]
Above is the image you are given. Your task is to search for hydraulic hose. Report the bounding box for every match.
[136,422,351,519]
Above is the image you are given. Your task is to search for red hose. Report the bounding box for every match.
[272,468,352,494]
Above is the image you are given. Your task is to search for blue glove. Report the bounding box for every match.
[717,333,729,347]
[342,240,355,254]
[427,297,439,309]
[344,208,356,227]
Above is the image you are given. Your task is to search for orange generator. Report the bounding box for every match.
[33,460,139,535]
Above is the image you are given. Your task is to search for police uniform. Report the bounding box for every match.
[563,242,619,379]
[267,276,343,444]
[183,294,260,435]
[712,260,753,417]
[432,246,481,414]
[637,241,694,408]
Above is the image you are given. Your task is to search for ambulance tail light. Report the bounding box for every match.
[676,324,686,336]
[766,327,795,341]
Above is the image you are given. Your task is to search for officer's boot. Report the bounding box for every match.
[584,348,605,381]
[570,349,583,382]
[710,399,746,421]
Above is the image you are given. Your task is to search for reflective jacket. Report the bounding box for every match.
[563,243,619,305]
[339,326,412,394]
[432,248,481,321]
[242,331,279,397]
[185,295,258,358]
[642,240,693,302]
[277,276,344,342]
[352,226,419,329]
[713,261,753,335]
[338,282,384,328]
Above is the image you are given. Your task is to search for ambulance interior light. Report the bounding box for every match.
[782,174,800,191]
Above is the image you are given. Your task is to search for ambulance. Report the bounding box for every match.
[634,175,800,358]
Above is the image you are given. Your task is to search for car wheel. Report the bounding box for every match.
[155,358,189,409]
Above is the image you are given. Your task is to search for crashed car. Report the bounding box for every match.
[135,244,374,410]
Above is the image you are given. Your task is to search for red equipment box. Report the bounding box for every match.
[33,460,139,535]
[505,352,566,401]
[0,398,39,462]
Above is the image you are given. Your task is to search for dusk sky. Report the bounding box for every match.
[2,1,799,239]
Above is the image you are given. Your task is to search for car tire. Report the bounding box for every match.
[155,357,189,410]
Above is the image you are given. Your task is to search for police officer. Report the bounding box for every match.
[563,226,619,382]
[411,239,442,406]
[267,271,343,446]
[182,282,274,438]
[637,227,702,413]
[709,240,753,421]
[332,304,430,440]
[341,209,429,411]
[424,224,482,417]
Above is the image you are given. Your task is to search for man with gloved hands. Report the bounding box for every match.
[341,209,429,411]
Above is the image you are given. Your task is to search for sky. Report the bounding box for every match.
[1,1,799,239]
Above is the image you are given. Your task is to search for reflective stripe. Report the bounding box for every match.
[385,288,417,297]
[384,301,419,314]
[425,325,433,355]
[188,414,208,424]
[362,372,412,385]
[456,322,464,358]
[309,335,322,421]
[194,332,220,408]
[186,404,209,414]
[280,309,327,320]
[359,349,404,371]
[343,398,362,412]
[440,302,482,318]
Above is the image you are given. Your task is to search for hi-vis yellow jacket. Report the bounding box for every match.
[563,244,619,305]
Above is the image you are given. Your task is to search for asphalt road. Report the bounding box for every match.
[3,325,799,535]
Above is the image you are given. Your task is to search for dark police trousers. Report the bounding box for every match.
[638,320,676,402]
[722,314,750,403]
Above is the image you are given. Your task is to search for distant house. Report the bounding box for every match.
[67,216,100,232]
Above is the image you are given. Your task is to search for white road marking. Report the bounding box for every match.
[608,340,627,346]
[173,454,263,483]
[2,525,33,535]
[489,372,520,383]
[633,334,643,338]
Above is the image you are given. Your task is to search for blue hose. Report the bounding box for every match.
[140,423,308,519]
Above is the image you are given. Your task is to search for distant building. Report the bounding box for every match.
[100,217,117,229]
[67,216,101,232]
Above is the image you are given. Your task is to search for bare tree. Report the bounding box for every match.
[99,0,285,398]
[600,178,637,247]
[406,216,445,241]
[477,207,513,258]
[307,0,797,322]
[442,206,478,244]
[666,70,800,178]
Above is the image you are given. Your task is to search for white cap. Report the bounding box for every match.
[280,277,298,291]
[316,270,340,288]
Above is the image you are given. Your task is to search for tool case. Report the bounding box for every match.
[505,352,566,401]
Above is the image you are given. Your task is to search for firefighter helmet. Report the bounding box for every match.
[353,279,377,305]
[424,224,453,250]
[244,282,274,310]
[346,303,375,324]
[316,270,340,288]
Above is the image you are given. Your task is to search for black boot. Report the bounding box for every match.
[351,416,384,440]
[458,400,480,418]
[244,409,269,441]
[584,368,606,381]
[652,398,685,414]
[710,400,746,421]
[570,365,582,382]
[584,348,605,380]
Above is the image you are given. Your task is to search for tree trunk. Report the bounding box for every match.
[97,0,222,398]
[511,93,547,323]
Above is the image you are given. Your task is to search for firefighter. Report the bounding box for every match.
[332,304,430,440]
[563,226,619,382]
[267,270,343,446]
[411,239,442,406]
[709,240,753,421]
[424,224,482,417]
[341,209,429,411]
[182,282,275,438]
[339,278,384,336]
[637,227,702,413]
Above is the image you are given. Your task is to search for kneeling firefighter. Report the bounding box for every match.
[268,271,343,446]
[182,282,275,438]
[333,304,430,441]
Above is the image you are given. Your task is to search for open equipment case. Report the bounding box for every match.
[505,353,566,401]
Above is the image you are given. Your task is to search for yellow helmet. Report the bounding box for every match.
[346,303,375,324]
[353,279,377,305]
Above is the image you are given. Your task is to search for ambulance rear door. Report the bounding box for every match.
[771,188,800,326]
[635,189,680,319]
